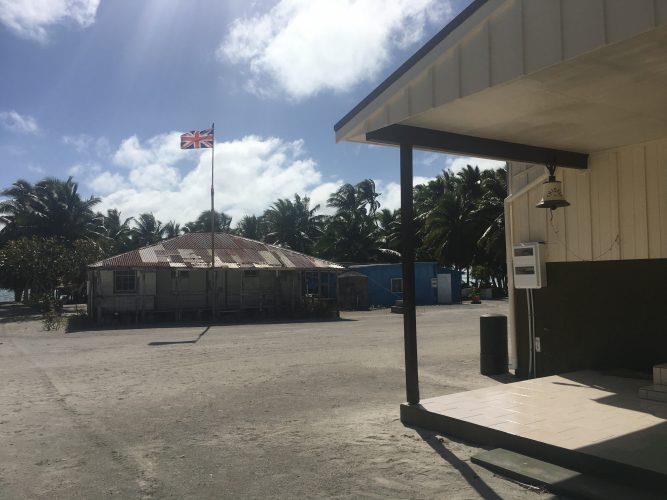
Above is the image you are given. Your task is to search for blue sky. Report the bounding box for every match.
[0,0,502,224]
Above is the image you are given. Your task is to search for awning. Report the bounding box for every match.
[336,0,667,159]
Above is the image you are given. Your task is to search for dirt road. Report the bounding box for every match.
[0,302,548,498]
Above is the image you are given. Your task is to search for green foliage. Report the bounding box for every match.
[163,220,181,239]
[263,194,323,253]
[101,209,134,254]
[132,212,165,246]
[42,308,64,331]
[376,208,401,257]
[0,236,104,299]
[39,294,64,331]
[182,210,232,234]
[417,165,507,290]
[0,165,508,299]
[317,179,399,263]
[235,215,266,240]
[0,177,103,243]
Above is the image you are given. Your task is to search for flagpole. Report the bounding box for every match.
[211,122,216,321]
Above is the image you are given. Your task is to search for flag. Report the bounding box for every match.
[180,128,214,149]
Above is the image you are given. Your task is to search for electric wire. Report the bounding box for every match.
[548,210,620,262]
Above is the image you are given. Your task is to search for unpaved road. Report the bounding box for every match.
[0,302,549,499]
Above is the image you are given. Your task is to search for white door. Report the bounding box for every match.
[437,274,452,304]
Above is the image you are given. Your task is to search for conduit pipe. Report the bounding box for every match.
[503,172,548,372]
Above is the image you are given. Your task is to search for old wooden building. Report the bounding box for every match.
[87,233,342,322]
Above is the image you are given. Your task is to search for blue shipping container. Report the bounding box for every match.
[350,262,460,307]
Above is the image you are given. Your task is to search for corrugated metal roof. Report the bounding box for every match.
[89,233,344,270]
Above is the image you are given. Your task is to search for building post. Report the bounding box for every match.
[400,143,420,405]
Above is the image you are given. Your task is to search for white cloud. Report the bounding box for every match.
[415,152,442,167]
[0,0,99,41]
[113,132,187,170]
[90,132,345,225]
[0,110,39,134]
[63,134,110,156]
[87,170,126,195]
[445,156,507,173]
[68,162,101,177]
[27,164,45,175]
[128,164,180,191]
[308,181,343,215]
[219,0,450,99]
[376,176,433,212]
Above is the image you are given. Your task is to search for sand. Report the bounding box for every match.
[0,301,550,499]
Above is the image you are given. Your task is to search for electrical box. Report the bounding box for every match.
[512,242,546,289]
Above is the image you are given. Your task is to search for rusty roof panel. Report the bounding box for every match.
[90,233,343,270]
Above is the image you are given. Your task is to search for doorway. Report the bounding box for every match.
[437,274,452,304]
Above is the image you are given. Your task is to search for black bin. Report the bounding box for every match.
[480,314,508,375]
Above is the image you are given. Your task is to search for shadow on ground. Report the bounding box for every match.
[148,326,210,346]
[414,428,504,499]
[65,315,357,334]
[0,303,43,323]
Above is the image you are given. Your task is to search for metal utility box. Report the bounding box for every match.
[512,242,546,289]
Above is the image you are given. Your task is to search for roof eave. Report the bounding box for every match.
[334,0,492,141]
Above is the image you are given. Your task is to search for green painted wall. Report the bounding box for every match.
[515,259,667,378]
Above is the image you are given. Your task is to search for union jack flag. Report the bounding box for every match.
[180,128,214,149]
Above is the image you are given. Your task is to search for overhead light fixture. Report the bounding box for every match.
[536,163,570,210]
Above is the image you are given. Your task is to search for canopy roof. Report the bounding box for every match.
[90,233,343,270]
[336,0,667,157]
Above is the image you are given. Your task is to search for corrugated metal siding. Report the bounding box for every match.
[509,135,667,262]
[90,233,343,270]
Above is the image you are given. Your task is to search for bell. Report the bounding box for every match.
[536,178,570,210]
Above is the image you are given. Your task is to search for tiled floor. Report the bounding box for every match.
[419,371,667,476]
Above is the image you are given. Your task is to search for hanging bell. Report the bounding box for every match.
[536,164,570,210]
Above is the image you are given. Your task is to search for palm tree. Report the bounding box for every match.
[102,209,134,253]
[376,208,400,257]
[132,213,164,246]
[263,194,323,253]
[420,189,476,270]
[32,177,104,240]
[327,179,380,217]
[162,220,181,239]
[183,210,232,233]
[318,179,394,262]
[317,210,396,262]
[235,215,265,240]
[0,177,103,242]
[327,183,358,213]
[0,179,35,242]
[417,164,508,287]
[473,167,508,289]
[456,165,483,201]
[355,179,381,215]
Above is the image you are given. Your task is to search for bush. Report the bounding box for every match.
[38,294,64,331]
[42,308,64,331]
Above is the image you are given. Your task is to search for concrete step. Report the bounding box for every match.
[653,363,667,385]
[639,384,667,403]
[471,448,662,499]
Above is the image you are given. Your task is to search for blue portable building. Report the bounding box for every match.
[349,262,461,307]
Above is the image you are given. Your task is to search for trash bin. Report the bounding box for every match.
[480,314,508,375]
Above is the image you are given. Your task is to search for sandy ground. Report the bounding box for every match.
[0,302,552,499]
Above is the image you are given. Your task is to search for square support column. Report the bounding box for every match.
[400,143,420,404]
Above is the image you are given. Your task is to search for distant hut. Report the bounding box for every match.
[337,271,369,310]
[87,233,343,323]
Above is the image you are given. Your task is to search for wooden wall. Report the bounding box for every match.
[509,136,667,262]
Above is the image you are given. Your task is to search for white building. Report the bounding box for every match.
[336,0,667,492]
